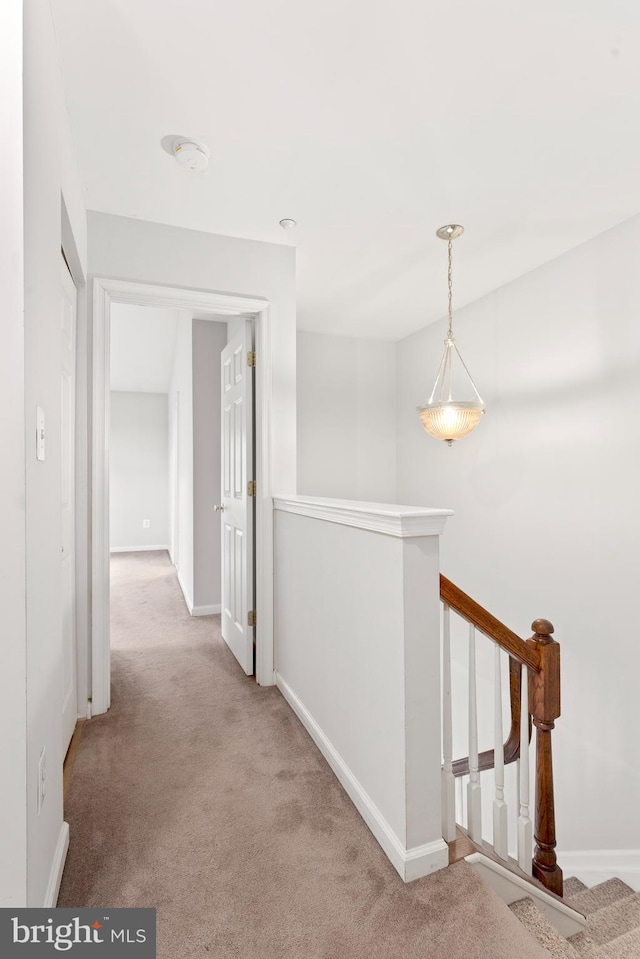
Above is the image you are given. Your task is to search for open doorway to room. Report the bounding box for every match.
[91,279,273,717]
[108,303,239,700]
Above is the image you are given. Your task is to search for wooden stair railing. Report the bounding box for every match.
[440,575,563,897]
[452,656,531,778]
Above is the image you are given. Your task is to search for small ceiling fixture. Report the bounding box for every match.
[161,135,210,173]
[417,225,485,446]
[279,218,297,230]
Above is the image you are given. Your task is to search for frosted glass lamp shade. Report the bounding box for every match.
[419,227,485,445]
[418,401,484,445]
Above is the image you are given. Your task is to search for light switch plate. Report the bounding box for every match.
[36,406,45,461]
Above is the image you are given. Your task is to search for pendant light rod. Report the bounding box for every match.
[447,236,454,338]
[436,224,464,338]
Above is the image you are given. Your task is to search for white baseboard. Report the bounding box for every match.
[275,672,448,883]
[176,573,219,617]
[110,545,169,553]
[177,570,193,613]
[191,604,221,616]
[466,853,586,937]
[44,821,70,907]
[557,849,640,892]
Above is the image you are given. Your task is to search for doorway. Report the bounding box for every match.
[91,279,275,716]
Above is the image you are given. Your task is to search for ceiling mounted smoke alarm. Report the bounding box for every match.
[161,135,211,173]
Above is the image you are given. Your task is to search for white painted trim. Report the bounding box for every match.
[91,278,267,316]
[91,278,276,715]
[92,279,111,716]
[43,821,70,907]
[557,849,640,891]
[110,545,170,553]
[191,604,221,616]
[63,200,91,738]
[177,570,194,614]
[276,673,449,883]
[273,495,453,538]
[255,307,274,686]
[465,853,587,938]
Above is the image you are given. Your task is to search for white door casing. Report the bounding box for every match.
[61,259,78,752]
[221,322,255,674]
[170,391,180,568]
[91,279,276,716]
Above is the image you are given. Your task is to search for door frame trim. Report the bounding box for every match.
[91,277,275,715]
[61,257,78,751]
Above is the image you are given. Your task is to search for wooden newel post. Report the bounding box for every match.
[527,619,563,897]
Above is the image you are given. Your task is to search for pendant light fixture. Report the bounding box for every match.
[417,225,485,445]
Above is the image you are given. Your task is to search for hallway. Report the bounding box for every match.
[58,551,545,959]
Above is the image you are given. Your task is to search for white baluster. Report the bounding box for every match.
[493,645,508,860]
[517,663,533,874]
[456,774,465,829]
[467,624,482,843]
[441,605,456,841]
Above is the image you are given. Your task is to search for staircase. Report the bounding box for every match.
[510,877,640,958]
[441,579,639,953]
[441,575,563,894]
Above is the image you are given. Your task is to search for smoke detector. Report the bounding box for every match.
[161,135,211,173]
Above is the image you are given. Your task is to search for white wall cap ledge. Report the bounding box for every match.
[273,495,453,538]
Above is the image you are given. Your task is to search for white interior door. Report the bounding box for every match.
[220,322,254,674]
[61,258,77,752]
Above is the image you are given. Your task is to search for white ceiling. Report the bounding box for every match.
[52,0,640,340]
[110,304,179,392]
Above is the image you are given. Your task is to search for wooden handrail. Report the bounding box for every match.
[440,575,541,672]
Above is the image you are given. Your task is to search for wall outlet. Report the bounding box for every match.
[37,747,46,813]
[142,519,150,529]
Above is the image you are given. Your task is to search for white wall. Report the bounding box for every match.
[396,214,640,857]
[193,320,227,609]
[297,331,397,501]
[274,498,450,881]
[110,392,169,550]
[110,304,179,393]
[88,212,296,495]
[168,313,194,608]
[21,0,87,906]
[167,317,226,612]
[0,0,27,909]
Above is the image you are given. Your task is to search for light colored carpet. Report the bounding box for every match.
[509,876,640,958]
[59,550,547,959]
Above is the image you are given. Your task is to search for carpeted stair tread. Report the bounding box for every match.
[567,929,601,957]
[569,879,636,916]
[570,894,640,947]
[510,878,640,959]
[597,925,640,959]
[564,878,589,899]
[509,898,578,959]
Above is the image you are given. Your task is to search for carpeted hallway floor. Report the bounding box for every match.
[58,550,547,959]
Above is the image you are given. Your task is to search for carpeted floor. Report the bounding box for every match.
[59,550,547,959]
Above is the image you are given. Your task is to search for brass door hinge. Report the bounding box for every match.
[248,610,256,628]
[247,350,256,368]
[247,480,256,497]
